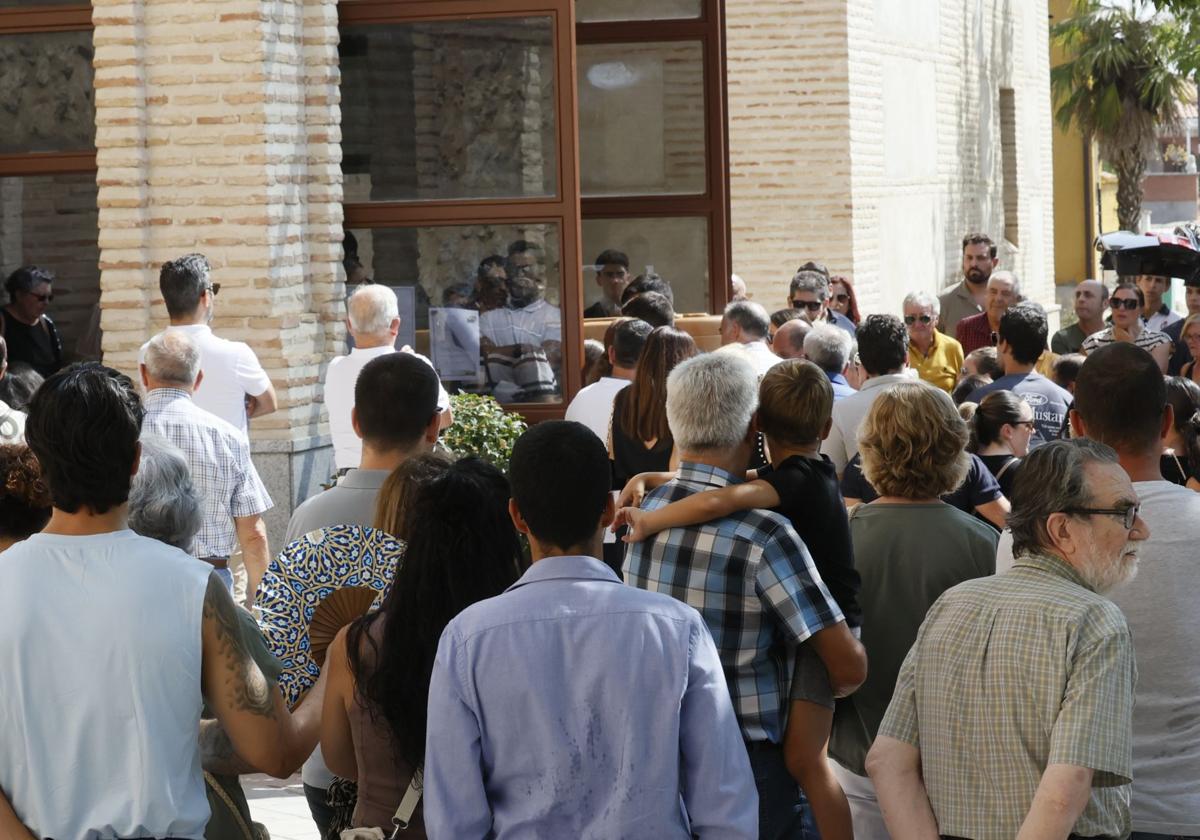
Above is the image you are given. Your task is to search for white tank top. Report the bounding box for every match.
[0,530,212,839]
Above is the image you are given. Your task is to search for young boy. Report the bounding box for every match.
[615,359,861,840]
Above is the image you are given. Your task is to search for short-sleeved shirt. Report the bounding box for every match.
[565,376,630,445]
[139,324,273,435]
[829,502,996,774]
[1081,325,1173,357]
[937,280,983,337]
[1051,322,1090,355]
[968,372,1073,448]
[878,552,1135,840]
[908,331,964,394]
[1,312,62,379]
[758,455,861,627]
[623,461,844,743]
[142,388,273,558]
[978,452,1021,499]
[840,452,1003,525]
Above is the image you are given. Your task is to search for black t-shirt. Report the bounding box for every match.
[977,453,1021,499]
[841,452,1003,530]
[1161,452,1196,486]
[758,454,862,627]
[1,311,62,379]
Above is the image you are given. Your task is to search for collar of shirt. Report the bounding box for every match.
[859,372,910,393]
[676,461,742,488]
[506,554,621,592]
[338,468,392,490]
[347,344,397,359]
[1011,551,1094,592]
[909,330,943,359]
[143,387,193,409]
[168,323,213,338]
[828,371,849,386]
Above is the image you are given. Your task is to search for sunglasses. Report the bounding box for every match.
[904,314,933,325]
[790,300,824,313]
[832,293,850,304]
[1110,297,1139,311]
[25,291,53,303]
[206,283,222,296]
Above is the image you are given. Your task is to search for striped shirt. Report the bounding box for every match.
[623,462,844,743]
[1081,325,1172,355]
[142,388,273,558]
[879,551,1135,840]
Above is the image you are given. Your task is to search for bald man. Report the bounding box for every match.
[772,318,811,360]
[1052,279,1109,355]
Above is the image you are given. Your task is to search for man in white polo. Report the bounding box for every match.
[325,284,450,472]
[565,318,651,443]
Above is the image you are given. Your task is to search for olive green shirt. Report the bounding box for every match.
[879,552,1136,840]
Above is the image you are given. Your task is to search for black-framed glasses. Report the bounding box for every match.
[206,283,221,296]
[1010,419,1037,429]
[791,299,824,313]
[1109,297,1139,311]
[904,314,933,325]
[1062,505,1140,530]
[25,290,53,303]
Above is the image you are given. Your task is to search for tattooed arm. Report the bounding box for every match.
[200,572,326,778]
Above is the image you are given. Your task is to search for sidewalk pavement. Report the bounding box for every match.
[243,773,320,840]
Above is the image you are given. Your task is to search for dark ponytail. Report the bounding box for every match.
[968,390,1025,453]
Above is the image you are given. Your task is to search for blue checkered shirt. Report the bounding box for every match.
[142,388,273,558]
[623,462,844,743]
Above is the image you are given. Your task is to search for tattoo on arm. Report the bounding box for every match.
[198,719,257,775]
[203,573,277,719]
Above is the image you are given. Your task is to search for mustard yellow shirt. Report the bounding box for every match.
[909,330,964,393]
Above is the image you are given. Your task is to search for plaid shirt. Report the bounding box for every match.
[954,311,995,354]
[879,552,1135,840]
[623,462,844,743]
[142,388,273,558]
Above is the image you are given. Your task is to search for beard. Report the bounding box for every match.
[965,268,988,285]
[1077,533,1140,594]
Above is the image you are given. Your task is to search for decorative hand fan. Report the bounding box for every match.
[309,586,378,667]
[255,524,404,706]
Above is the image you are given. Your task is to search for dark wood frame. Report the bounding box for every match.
[339,0,584,423]
[576,0,730,314]
[0,4,95,178]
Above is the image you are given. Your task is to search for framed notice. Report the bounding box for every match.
[428,307,482,382]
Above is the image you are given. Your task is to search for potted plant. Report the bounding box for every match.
[440,393,528,474]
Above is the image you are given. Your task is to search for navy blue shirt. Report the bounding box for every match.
[967,372,1072,447]
[841,452,1003,530]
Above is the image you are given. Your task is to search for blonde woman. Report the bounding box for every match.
[827,382,998,840]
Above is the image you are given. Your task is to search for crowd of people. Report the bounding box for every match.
[1,230,1200,840]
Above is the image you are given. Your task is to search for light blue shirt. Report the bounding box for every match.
[424,555,758,839]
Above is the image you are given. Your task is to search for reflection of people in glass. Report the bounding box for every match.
[480,257,561,403]
[474,256,508,314]
[1,267,63,380]
[505,239,541,280]
[443,283,474,309]
[585,249,631,318]
[343,231,371,286]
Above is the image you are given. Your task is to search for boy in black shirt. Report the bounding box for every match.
[616,359,860,840]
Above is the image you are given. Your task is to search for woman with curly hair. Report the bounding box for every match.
[319,456,523,835]
[828,382,997,839]
[0,444,51,551]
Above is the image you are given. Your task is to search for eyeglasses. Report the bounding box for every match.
[1109,297,1139,311]
[25,291,53,303]
[904,314,933,325]
[832,293,850,304]
[1062,504,1140,530]
[1010,420,1037,429]
[206,283,221,296]
[791,300,824,312]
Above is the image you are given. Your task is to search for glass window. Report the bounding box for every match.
[577,41,706,196]
[582,216,708,315]
[340,18,558,203]
[345,223,564,405]
[575,0,701,23]
[0,172,101,358]
[0,30,95,154]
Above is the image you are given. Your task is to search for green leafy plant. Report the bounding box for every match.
[441,393,528,474]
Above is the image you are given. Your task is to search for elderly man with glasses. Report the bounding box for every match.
[903,290,963,394]
[867,437,1144,840]
[789,262,857,339]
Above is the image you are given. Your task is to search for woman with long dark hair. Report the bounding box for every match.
[967,390,1034,498]
[828,275,862,326]
[1163,376,1200,491]
[608,326,698,487]
[320,457,523,835]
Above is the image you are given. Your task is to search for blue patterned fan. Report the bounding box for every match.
[255,524,403,706]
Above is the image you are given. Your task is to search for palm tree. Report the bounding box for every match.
[1051,1,1191,231]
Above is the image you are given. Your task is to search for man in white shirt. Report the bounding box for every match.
[0,336,26,443]
[480,271,562,402]
[565,318,650,443]
[139,253,276,435]
[325,284,450,472]
[1136,273,1183,332]
[719,300,780,378]
[0,363,322,839]
[1070,342,1200,838]
[822,314,910,475]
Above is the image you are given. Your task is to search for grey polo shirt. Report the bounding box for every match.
[283,469,390,546]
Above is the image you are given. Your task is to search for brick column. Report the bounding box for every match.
[92,0,344,545]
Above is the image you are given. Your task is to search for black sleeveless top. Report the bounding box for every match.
[2,310,62,378]
[609,389,673,488]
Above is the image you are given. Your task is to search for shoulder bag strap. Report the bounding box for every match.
[386,765,423,837]
[994,457,1019,481]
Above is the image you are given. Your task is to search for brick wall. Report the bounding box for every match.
[726,0,1056,319]
[92,0,343,442]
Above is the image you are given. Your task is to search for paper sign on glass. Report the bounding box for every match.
[429,307,482,382]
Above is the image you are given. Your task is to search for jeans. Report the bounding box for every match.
[747,742,812,839]
[304,783,334,839]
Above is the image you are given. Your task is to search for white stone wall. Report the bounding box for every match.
[726,0,1056,317]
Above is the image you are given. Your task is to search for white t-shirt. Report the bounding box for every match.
[0,530,212,839]
[1110,480,1200,835]
[821,373,911,473]
[564,376,630,444]
[139,324,272,434]
[324,345,451,471]
[740,340,783,379]
[0,398,26,443]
